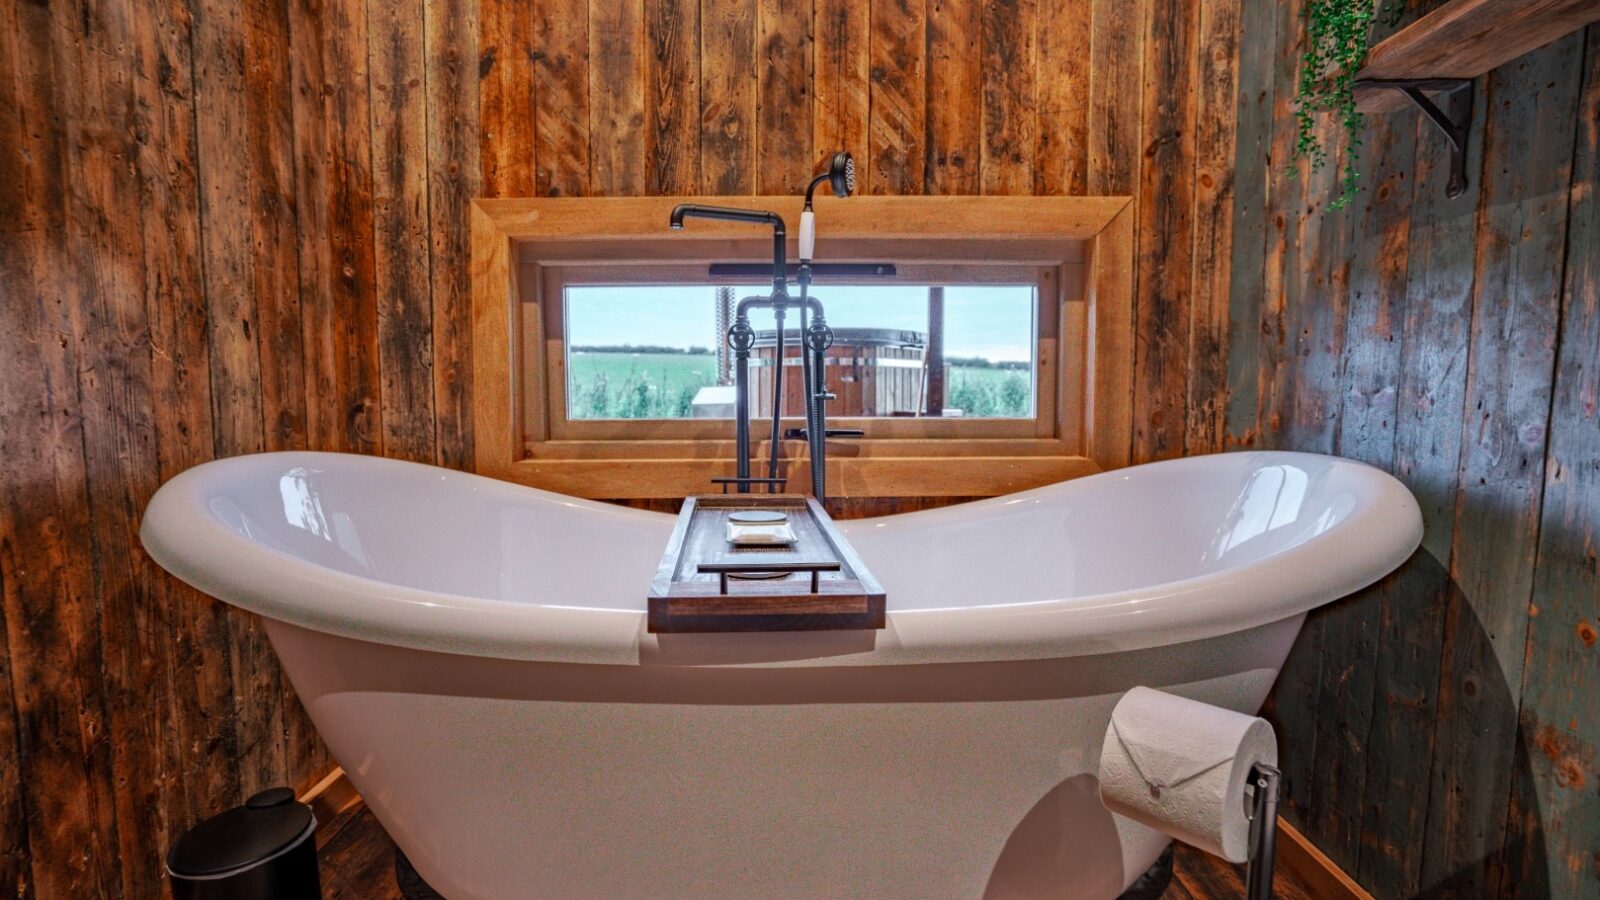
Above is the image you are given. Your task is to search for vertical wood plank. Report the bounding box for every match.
[1184,0,1239,455]
[646,0,700,194]
[132,0,253,848]
[0,2,41,888]
[923,0,980,194]
[980,0,1037,196]
[1346,42,1491,896]
[1130,0,1197,463]
[197,0,298,832]
[1287,52,1362,877]
[292,0,383,455]
[1425,35,1584,896]
[470,204,517,476]
[812,0,868,182]
[700,0,756,194]
[866,0,925,194]
[1034,0,1091,196]
[1308,109,1417,883]
[1332,104,1420,900]
[427,0,481,471]
[1503,28,1600,898]
[76,1,222,893]
[1088,200,1136,469]
[0,229,120,899]
[196,0,268,461]
[756,0,812,193]
[248,0,309,453]
[1086,0,1142,196]
[589,0,646,196]
[1222,0,1277,449]
[1,4,124,893]
[1253,0,1316,841]
[533,0,590,196]
[291,0,338,452]
[370,0,439,464]
[478,0,535,197]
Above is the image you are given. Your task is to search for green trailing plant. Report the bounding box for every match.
[1295,0,1403,209]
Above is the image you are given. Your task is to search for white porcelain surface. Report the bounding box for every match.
[142,451,1422,667]
[141,450,1422,899]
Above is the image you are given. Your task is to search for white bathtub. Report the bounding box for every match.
[141,451,1420,899]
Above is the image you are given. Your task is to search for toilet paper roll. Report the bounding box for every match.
[1097,686,1277,863]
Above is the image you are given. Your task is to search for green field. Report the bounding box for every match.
[566,351,1030,419]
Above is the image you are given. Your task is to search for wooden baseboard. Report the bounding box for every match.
[299,767,362,826]
[299,767,1371,899]
[1277,817,1373,900]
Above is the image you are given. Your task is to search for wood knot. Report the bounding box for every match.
[1577,619,1597,648]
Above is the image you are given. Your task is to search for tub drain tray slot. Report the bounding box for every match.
[648,494,886,633]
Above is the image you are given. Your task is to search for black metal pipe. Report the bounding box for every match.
[734,346,750,491]
[1244,764,1281,900]
[728,293,835,501]
[670,204,787,300]
[796,269,820,500]
[735,295,823,318]
[809,332,829,501]
[728,314,755,492]
[767,305,784,494]
[674,205,792,495]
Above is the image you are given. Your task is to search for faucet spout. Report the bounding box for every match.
[667,204,788,301]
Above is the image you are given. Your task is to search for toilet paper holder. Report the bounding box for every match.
[1244,763,1282,900]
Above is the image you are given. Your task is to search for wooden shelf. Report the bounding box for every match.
[1356,0,1600,112]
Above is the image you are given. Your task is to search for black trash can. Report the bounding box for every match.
[167,787,321,899]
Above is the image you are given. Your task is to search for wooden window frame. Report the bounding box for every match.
[471,196,1135,499]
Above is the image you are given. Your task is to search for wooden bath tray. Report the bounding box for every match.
[648,494,886,633]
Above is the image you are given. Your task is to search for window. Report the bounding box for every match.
[537,262,1062,442]
[561,275,1039,421]
[470,195,1136,499]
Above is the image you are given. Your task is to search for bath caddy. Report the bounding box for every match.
[648,494,886,633]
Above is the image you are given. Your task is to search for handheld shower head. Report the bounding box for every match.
[828,151,856,198]
[804,151,856,209]
[800,151,855,261]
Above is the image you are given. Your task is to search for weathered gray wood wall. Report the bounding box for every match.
[1230,4,1600,896]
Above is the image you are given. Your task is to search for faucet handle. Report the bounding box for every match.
[783,427,862,440]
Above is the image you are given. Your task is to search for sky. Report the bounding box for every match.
[565,284,1036,362]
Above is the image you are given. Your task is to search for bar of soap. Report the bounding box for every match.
[727,522,798,545]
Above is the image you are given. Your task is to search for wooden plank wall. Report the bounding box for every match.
[1229,3,1600,895]
[0,1,1240,894]
[12,0,1596,897]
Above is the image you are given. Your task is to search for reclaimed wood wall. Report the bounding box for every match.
[1229,2,1600,896]
[0,0,1242,894]
[4,0,1595,896]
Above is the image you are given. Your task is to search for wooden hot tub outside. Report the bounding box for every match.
[750,326,935,418]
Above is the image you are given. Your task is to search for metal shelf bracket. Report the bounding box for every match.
[1355,77,1474,198]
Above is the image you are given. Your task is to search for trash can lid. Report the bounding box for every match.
[167,787,315,878]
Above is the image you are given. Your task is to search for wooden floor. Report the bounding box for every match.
[318,804,1321,899]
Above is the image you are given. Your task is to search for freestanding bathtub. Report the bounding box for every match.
[141,450,1421,899]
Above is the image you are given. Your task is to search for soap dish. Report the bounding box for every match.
[726,521,798,546]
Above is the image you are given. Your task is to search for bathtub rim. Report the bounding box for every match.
[139,450,1423,667]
